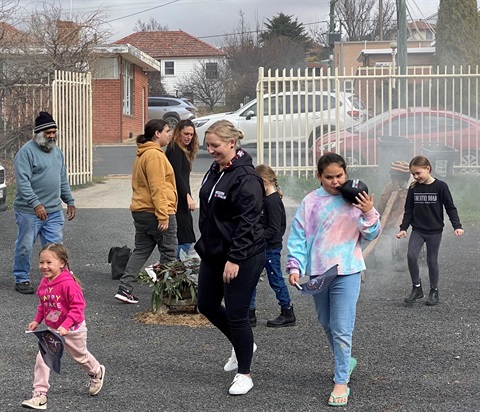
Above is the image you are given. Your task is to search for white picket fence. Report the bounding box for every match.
[256,66,480,178]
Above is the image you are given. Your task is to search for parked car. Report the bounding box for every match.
[194,92,366,148]
[315,107,480,167]
[147,96,196,129]
[0,163,7,212]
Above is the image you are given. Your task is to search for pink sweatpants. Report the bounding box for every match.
[32,322,101,393]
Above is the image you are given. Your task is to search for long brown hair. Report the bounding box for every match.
[40,243,82,288]
[169,119,199,168]
[409,155,432,188]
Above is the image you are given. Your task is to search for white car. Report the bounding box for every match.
[194,92,366,149]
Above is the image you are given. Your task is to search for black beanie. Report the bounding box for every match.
[34,111,57,133]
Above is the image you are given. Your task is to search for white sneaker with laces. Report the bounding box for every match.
[229,373,254,395]
[223,343,257,372]
[21,391,47,409]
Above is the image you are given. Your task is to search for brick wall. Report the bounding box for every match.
[92,64,149,144]
[121,65,148,142]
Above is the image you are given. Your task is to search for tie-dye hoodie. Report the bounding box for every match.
[287,186,381,277]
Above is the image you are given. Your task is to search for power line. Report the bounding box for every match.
[106,0,180,23]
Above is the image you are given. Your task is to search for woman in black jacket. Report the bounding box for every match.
[166,120,199,258]
[195,120,266,396]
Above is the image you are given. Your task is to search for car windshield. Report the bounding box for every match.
[353,110,404,133]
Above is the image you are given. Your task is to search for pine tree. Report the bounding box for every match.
[435,0,480,68]
[260,12,311,51]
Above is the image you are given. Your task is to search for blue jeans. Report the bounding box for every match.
[313,273,361,385]
[177,243,192,259]
[13,210,65,283]
[250,248,291,309]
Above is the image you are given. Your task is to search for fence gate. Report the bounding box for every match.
[52,70,92,186]
[256,66,480,178]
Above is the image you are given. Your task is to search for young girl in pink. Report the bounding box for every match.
[22,243,105,410]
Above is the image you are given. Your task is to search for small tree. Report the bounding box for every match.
[176,61,228,111]
[133,17,168,32]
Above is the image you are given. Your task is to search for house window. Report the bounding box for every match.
[91,58,119,79]
[206,62,218,79]
[122,60,133,115]
[164,61,174,75]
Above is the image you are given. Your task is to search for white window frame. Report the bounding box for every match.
[122,60,133,115]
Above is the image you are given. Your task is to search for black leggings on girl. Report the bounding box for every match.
[407,230,442,289]
[197,251,265,374]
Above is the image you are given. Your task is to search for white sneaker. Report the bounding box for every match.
[223,343,257,372]
[21,391,48,409]
[229,373,254,395]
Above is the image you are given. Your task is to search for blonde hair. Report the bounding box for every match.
[255,164,283,198]
[40,243,82,288]
[169,119,199,169]
[205,120,244,148]
[409,155,432,188]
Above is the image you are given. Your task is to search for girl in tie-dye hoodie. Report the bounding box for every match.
[287,153,380,407]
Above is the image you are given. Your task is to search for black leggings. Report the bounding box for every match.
[407,230,442,289]
[197,251,265,374]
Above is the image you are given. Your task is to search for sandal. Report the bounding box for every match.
[328,387,350,407]
[333,357,357,383]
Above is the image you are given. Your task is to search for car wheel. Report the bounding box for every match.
[164,116,179,129]
[345,153,362,170]
[308,126,335,148]
[459,150,478,174]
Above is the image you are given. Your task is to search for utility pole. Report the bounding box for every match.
[379,0,383,41]
[329,0,337,73]
[396,0,407,106]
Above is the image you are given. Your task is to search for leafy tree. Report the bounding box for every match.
[260,12,311,51]
[434,0,480,68]
[133,17,168,32]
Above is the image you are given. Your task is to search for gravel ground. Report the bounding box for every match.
[1,190,479,411]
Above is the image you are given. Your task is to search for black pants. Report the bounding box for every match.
[407,230,442,289]
[197,251,265,374]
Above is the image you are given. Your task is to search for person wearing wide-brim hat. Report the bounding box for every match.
[12,111,76,295]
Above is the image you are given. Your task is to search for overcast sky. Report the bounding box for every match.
[15,0,473,46]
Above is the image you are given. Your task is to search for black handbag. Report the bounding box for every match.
[108,246,131,280]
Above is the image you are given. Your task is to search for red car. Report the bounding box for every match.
[315,107,479,168]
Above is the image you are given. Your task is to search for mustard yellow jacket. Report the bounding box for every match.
[130,141,177,225]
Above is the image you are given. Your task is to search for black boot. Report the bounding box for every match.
[404,284,424,304]
[426,288,439,306]
[266,306,296,328]
[249,309,257,327]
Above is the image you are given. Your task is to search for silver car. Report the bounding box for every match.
[147,96,196,129]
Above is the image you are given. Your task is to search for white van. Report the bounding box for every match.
[194,91,366,149]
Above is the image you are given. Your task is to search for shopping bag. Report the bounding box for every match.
[108,245,131,280]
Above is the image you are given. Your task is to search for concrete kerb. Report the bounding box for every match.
[73,173,299,209]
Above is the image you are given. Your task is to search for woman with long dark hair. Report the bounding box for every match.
[166,119,199,257]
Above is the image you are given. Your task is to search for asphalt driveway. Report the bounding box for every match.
[0,177,478,411]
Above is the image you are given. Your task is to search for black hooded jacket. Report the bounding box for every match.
[195,149,266,265]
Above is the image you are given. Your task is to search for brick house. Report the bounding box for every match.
[114,30,227,100]
[91,45,160,143]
